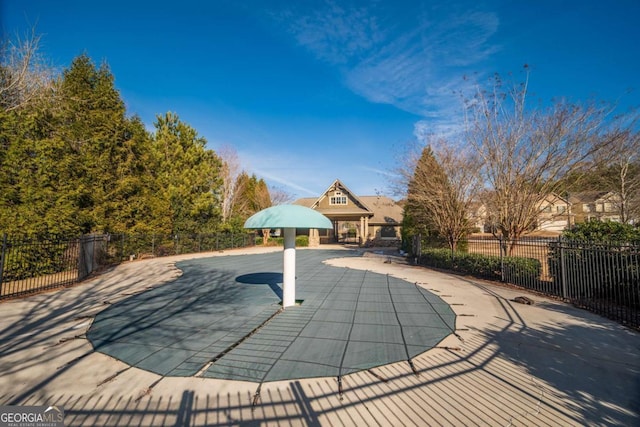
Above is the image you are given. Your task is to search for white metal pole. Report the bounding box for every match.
[282,227,296,308]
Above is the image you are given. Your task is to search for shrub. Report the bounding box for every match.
[548,240,639,308]
[562,219,640,244]
[255,237,282,246]
[418,248,500,280]
[502,256,543,287]
[418,248,541,286]
[2,235,76,281]
[254,235,309,247]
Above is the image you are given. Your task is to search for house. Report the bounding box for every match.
[536,193,572,231]
[569,191,622,223]
[471,192,572,234]
[468,201,488,232]
[293,179,403,246]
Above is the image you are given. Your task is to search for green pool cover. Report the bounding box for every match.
[88,250,456,382]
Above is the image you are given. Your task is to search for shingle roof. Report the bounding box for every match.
[569,191,615,204]
[359,196,403,225]
[293,193,403,225]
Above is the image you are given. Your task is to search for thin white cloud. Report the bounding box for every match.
[236,146,396,198]
[286,1,385,65]
[357,164,398,179]
[236,148,327,197]
[276,1,500,137]
[252,168,319,197]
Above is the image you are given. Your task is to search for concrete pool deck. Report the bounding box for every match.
[0,245,638,426]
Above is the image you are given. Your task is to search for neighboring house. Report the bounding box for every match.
[569,191,622,223]
[468,191,626,235]
[470,193,572,234]
[468,201,488,232]
[536,193,572,232]
[293,179,403,246]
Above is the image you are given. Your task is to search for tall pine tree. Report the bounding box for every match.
[151,112,222,234]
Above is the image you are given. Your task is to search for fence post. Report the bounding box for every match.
[78,234,94,280]
[559,237,568,300]
[0,233,7,290]
[500,236,505,282]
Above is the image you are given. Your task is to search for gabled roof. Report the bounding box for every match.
[312,179,372,212]
[569,191,618,204]
[539,192,569,205]
[294,198,317,208]
[293,179,403,225]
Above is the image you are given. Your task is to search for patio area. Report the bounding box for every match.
[0,246,638,426]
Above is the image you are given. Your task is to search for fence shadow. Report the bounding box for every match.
[458,277,640,426]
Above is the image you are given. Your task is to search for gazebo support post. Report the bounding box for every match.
[282,227,296,308]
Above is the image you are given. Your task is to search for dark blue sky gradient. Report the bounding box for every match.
[3,0,639,197]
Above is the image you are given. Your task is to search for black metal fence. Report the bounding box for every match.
[0,232,256,300]
[414,236,640,329]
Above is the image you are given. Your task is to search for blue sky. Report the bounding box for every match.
[3,0,639,199]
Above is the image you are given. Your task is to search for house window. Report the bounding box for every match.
[542,206,552,213]
[557,205,566,213]
[330,196,347,205]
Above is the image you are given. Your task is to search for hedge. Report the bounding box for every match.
[417,248,542,287]
[548,241,639,308]
[255,235,309,247]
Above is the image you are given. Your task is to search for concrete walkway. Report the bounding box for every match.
[0,246,638,426]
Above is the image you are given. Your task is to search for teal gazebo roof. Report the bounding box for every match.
[244,204,332,229]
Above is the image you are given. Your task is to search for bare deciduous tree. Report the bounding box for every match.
[269,185,294,206]
[0,28,54,111]
[596,129,640,224]
[406,139,482,252]
[217,145,241,223]
[464,70,635,253]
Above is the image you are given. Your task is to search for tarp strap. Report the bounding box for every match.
[336,270,369,395]
[253,267,353,403]
[387,274,419,376]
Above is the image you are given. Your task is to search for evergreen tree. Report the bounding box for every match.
[54,54,132,233]
[1,52,228,237]
[151,112,222,234]
[0,74,81,235]
[232,173,271,217]
[224,173,272,232]
[404,147,443,246]
[103,116,161,234]
[404,144,480,252]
